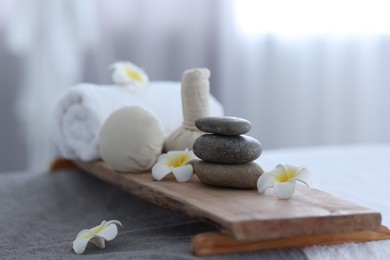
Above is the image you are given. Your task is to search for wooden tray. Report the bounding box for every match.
[51,159,390,256]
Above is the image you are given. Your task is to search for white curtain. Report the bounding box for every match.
[217,0,390,149]
[2,0,221,172]
[5,0,100,172]
[2,0,390,172]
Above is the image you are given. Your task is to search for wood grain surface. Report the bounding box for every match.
[190,225,390,256]
[72,160,381,241]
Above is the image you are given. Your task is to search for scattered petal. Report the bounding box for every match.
[290,167,312,187]
[104,220,123,228]
[71,220,122,254]
[152,150,198,182]
[257,173,275,193]
[172,164,194,182]
[72,236,92,255]
[90,236,105,249]
[257,164,311,199]
[156,153,170,162]
[274,182,296,199]
[96,223,118,241]
[152,163,172,181]
[110,61,149,90]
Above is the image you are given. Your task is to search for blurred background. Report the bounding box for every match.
[1,0,390,173]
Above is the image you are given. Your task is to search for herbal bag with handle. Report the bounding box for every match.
[164,68,211,151]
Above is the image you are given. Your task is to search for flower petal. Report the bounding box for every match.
[272,164,291,180]
[152,163,172,181]
[72,236,92,255]
[274,182,296,199]
[112,70,127,84]
[172,164,193,182]
[283,164,301,173]
[90,236,106,249]
[275,164,287,171]
[186,150,199,162]
[291,167,311,187]
[157,153,169,162]
[110,61,149,86]
[75,229,90,239]
[257,172,276,193]
[96,223,118,241]
[104,220,123,228]
[166,150,187,158]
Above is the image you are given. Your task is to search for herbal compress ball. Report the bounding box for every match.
[99,106,164,172]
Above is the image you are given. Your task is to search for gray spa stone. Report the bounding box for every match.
[195,116,252,135]
[194,161,263,189]
[193,134,262,163]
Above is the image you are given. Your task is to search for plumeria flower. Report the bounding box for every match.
[152,149,198,182]
[110,61,149,89]
[257,164,311,199]
[71,220,122,254]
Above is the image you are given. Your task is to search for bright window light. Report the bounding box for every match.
[234,0,390,35]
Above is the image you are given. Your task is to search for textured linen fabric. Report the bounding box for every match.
[0,170,306,260]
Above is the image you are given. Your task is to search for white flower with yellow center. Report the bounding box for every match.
[257,164,311,199]
[152,149,198,182]
[110,61,149,89]
[71,220,122,254]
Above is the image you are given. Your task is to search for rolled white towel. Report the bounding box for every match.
[52,82,224,161]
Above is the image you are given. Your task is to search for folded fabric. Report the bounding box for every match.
[53,82,224,161]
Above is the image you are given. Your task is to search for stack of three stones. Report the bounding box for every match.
[193,116,264,189]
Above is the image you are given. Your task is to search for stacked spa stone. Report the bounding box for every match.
[193,116,263,189]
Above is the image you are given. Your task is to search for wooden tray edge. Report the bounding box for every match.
[50,158,384,243]
[191,225,390,256]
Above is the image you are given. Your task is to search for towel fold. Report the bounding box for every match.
[53,82,224,161]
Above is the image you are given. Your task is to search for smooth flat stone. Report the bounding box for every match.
[193,134,262,163]
[194,161,263,189]
[195,116,251,135]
